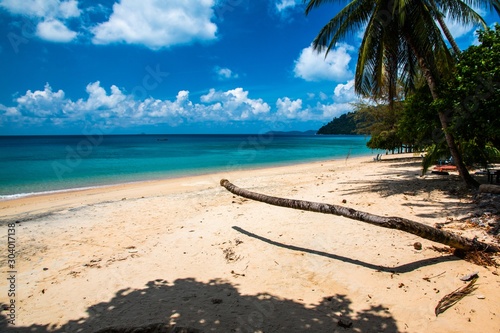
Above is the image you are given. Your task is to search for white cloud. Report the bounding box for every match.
[443,18,475,40]
[319,92,328,101]
[3,82,362,129]
[200,88,270,120]
[315,80,357,119]
[58,0,80,18]
[333,79,356,103]
[0,0,80,18]
[294,43,354,82]
[319,102,354,119]
[1,0,80,42]
[214,66,239,80]
[275,97,306,119]
[92,0,217,49]
[275,0,300,12]
[36,19,77,42]
[15,83,67,117]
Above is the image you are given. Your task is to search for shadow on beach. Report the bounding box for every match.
[1,277,398,332]
[232,226,460,274]
[343,160,477,219]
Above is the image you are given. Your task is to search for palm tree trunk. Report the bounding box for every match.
[428,0,461,55]
[409,40,480,188]
[220,179,499,253]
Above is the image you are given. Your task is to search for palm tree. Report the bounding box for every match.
[304,0,500,188]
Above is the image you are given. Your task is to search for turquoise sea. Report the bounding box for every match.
[0,134,376,199]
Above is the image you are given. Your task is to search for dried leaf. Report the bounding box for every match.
[435,277,478,316]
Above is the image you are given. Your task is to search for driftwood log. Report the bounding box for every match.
[220,179,500,253]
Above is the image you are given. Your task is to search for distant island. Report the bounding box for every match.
[317,112,357,135]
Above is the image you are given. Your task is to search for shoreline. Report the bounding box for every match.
[0,155,375,218]
[0,133,375,199]
[0,150,383,203]
[1,153,498,333]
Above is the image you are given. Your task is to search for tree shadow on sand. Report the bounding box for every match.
[232,226,460,274]
[342,160,478,219]
[1,278,398,333]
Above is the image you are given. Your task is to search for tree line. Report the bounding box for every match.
[305,0,500,188]
[317,25,500,174]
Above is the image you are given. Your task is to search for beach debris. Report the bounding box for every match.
[211,298,223,304]
[84,258,102,268]
[337,318,353,328]
[460,271,479,281]
[125,245,138,253]
[435,277,478,316]
[220,179,500,253]
[476,294,486,299]
[422,271,446,282]
[230,270,245,277]
[223,247,240,263]
[454,249,498,267]
[68,271,80,277]
[413,242,422,250]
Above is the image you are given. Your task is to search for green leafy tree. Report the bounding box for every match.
[352,101,404,152]
[317,112,358,134]
[304,0,500,188]
[443,25,500,166]
[397,86,440,150]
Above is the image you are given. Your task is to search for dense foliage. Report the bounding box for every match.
[317,25,500,166]
[445,25,500,165]
[317,112,358,134]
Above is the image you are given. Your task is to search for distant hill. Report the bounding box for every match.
[317,112,357,135]
[265,130,317,135]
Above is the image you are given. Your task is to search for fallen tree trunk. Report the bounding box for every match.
[479,184,500,194]
[220,179,500,253]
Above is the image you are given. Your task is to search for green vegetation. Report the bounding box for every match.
[317,112,358,135]
[317,26,500,170]
[305,0,500,188]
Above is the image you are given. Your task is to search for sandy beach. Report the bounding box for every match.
[1,154,499,332]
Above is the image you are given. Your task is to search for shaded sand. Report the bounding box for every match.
[1,154,499,332]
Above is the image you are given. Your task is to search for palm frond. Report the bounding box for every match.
[311,0,374,55]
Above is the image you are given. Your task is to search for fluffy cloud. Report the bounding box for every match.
[275,0,301,12]
[275,97,305,119]
[333,79,356,103]
[200,88,270,120]
[1,82,362,129]
[0,0,80,18]
[294,43,354,82]
[315,80,357,118]
[214,66,239,80]
[15,83,67,117]
[319,102,353,120]
[0,0,80,42]
[36,19,77,42]
[92,0,217,49]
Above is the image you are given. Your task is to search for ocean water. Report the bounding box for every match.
[0,134,376,199]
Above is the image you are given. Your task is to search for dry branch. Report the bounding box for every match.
[435,277,478,316]
[220,179,500,253]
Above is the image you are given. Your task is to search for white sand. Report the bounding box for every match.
[0,154,498,332]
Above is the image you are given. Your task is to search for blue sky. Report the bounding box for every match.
[0,0,498,135]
